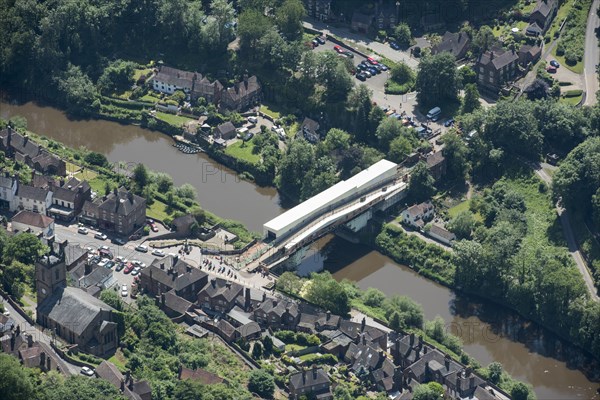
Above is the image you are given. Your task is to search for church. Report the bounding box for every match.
[36,240,118,356]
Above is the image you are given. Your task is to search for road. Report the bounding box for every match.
[1,295,81,376]
[583,0,600,106]
[531,163,599,301]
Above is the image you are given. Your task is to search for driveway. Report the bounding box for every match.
[583,0,600,106]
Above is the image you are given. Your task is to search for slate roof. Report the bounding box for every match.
[32,152,63,171]
[153,66,200,89]
[432,31,470,58]
[95,361,145,400]
[96,188,145,216]
[428,224,456,242]
[222,76,260,103]
[11,210,54,229]
[289,367,330,391]
[255,298,299,319]
[338,320,385,344]
[215,122,236,138]
[31,174,56,189]
[164,290,193,315]
[143,255,207,291]
[346,342,385,373]
[236,321,261,339]
[37,286,114,336]
[65,244,88,268]
[15,184,49,202]
[200,278,243,304]
[526,22,543,35]
[0,174,16,189]
[531,0,556,19]
[478,49,518,70]
[10,132,41,158]
[425,151,445,168]
[404,201,433,219]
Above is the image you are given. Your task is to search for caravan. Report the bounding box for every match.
[426,107,442,122]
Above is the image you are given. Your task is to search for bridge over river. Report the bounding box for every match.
[243,160,410,272]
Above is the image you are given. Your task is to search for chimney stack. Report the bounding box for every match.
[27,334,33,348]
[469,376,475,389]
[40,351,46,369]
[409,332,415,346]
[211,278,216,288]
[444,354,450,370]
[361,316,366,332]
[245,287,251,310]
[120,379,125,392]
[161,293,166,305]
[326,310,331,321]
[160,262,165,270]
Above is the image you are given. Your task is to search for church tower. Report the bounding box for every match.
[35,239,67,305]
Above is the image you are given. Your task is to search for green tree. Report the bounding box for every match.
[416,53,460,106]
[44,375,125,400]
[362,287,386,308]
[472,25,495,55]
[251,342,263,359]
[275,0,306,40]
[412,383,439,400]
[388,136,414,163]
[262,335,274,356]
[275,272,304,294]
[462,83,481,114]
[394,23,412,48]
[488,362,503,384]
[346,84,373,141]
[97,59,135,95]
[133,163,149,190]
[375,118,403,150]
[238,9,273,57]
[0,353,35,400]
[153,172,174,192]
[511,382,530,400]
[447,210,477,239]
[55,64,99,116]
[5,234,46,265]
[305,272,351,316]
[382,295,424,329]
[84,152,108,167]
[442,133,469,181]
[484,100,542,159]
[408,161,436,201]
[175,183,197,200]
[390,62,415,84]
[247,369,275,399]
[278,139,315,200]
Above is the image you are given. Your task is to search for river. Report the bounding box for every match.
[1,98,598,399]
[0,98,282,232]
[295,235,599,400]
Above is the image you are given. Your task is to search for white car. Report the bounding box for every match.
[100,245,109,251]
[121,285,128,297]
[94,232,108,240]
[152,249,165,257]
[136,244,148,253]
[116,256,127,263]
[78,227,89,235]
[247,116,258,124]
[80,366,95,376]
[2,310,10,317]
[97,258,109,268]
[131,267,141,276]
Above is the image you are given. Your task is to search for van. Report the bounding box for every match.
[426,107,441,121]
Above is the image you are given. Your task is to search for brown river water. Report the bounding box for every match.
[1,98,598,399]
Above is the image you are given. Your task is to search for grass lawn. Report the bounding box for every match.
[107,349,128,371]
[547,0,576,40]
[260,103,282,120]
[88,176,110,194]
[504,171,568,261]
[73,167,98,182]
[285,344,307,353]
[140,94,161,103]
[147,199,171,222]
[551,48,584,74]
[224,139,261,164]
[559,92,583,105]
[298,353,322,362]
[287,121,299,139]
[133,68,152,81]
[448,200,471,218]
[155,112,195,127]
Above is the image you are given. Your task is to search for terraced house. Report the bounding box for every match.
[80,187,146,236]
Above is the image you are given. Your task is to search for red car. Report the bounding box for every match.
[150,224,159,232]
[123,262,134,274]
[367,57,378,65]
[546,65,557,73]
[333,45,343,53]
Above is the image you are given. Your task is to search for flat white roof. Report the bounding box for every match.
[264,159,397,234]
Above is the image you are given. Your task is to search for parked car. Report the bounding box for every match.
[111,237,126,245]
[550,60,560,68]
[243,132,254,141]
[343,50,354,58]
[362,70,372,78]
[316,36,326,45]
[247,116,258,124]
[152,249,165,257]
[379,64,389,71]
[121,285,128,297]
[356,72,367,81]
[151,224,159,232]
[390,41,400,50]
[98,248,113,259]
[115,262,125,272]
[97,258,109,268]
[105,261,115,269]
[77,227,88,235]
[80,367,95,377]
[131,267,141,276]
[367,57,378,65]
[123,263,134,274]
[311,39,319,47]
[546,65,557,73]
[135,244,148,253]
[94,232,107,240]
[333,45,343,53]
[444,118,455,127]
[367,67,379,75]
